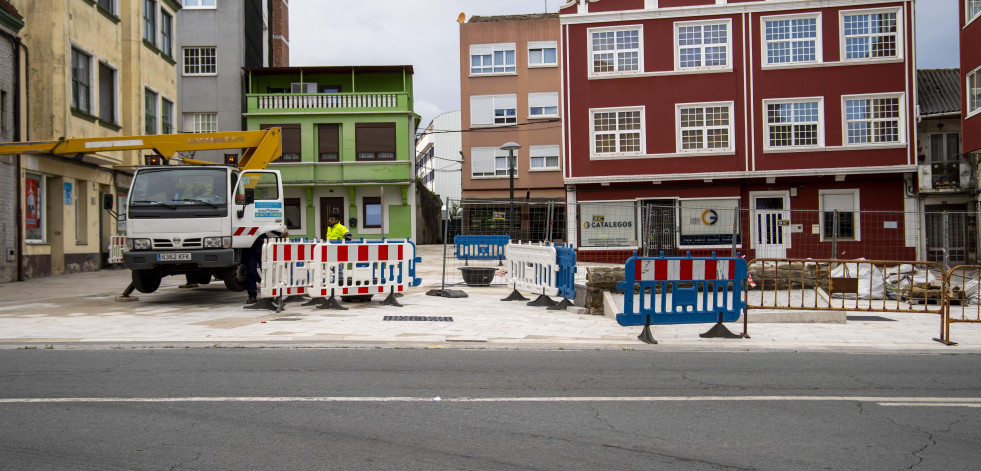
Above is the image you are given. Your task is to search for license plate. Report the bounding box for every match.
[158,252,192,261]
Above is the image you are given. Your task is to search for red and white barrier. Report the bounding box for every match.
[108,236,127,264]
[505,242,560,296]
[634,258,737,281]
[309,241,415,297]
[259,241,319,299]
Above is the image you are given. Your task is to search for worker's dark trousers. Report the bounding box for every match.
[244,237,265,298]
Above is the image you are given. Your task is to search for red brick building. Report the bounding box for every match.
[560,0,917,261]
[962,0,981,156]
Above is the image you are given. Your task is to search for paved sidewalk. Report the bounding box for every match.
[0,244,979,351]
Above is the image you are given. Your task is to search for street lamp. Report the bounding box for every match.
[500,142,521,241]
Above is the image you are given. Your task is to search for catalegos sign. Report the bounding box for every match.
[580,202,636,247]
[679,198,740,246]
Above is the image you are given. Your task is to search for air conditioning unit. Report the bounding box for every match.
[291,82,317,93]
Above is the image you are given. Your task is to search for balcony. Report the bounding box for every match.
[917,161,975,192]
[246,92,410,114]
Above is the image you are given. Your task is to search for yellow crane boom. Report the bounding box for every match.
[0,128,282,170]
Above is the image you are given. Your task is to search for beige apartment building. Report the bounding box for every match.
[9,0,180,279]
[460,13,565,242]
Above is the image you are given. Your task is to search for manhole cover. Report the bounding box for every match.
[847,316,895,322]
[384,316,453,322]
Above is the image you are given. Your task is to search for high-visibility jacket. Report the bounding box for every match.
[325,222,350,241]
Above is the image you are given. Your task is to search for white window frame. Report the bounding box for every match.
[970,0,981,26]
[968,65,981,119]
[184,112,217,133]
[182,47,217,76]
[842,92,906,146]
[470,94,517,127]
[183,0,216,9]
[528,92,559,119]
[97,0,117,15]
[69,43,95,115]
[528,41,558,68]
[587,25,643,77]
[762,97,825,151]
[589,106,646,158]
[470,147,514,179]
[675,101,735,153]
[469,43,517,76]
[674,19,732,72]
[529,145,561,171]
[97,60,120,125]
[818,189,861,242]
[761,13,822,68]
[839,7,904,62]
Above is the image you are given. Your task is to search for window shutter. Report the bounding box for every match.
[318,124,339,153]
[470,44,493,57]
[822,194,854,212]
[355,122,396,155]
[529,145,559,158]
[528,41,556,50]
[496,94,517,111]
[470,96,493,126]
[528,92,557,110]
[470,147,496,175]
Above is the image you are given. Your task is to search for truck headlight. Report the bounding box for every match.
[129,238,151,250]
[204,236,232,248]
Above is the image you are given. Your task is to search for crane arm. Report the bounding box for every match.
[0,129,282,170]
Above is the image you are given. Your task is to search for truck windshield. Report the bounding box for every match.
[130,168,227,206]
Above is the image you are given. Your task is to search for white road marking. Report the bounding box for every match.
[0,396,979,404]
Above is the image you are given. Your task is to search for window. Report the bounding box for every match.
[528,92,558,118]
[98,0,116,14]
[470,147,512,177]
[591,107,644,156]
[676,20,730,70]
[161,98,173,134]
[183,0,216,8]
[144,88,157,134]
[318,123,340,161]
[355,123,396,161]
[0,90,6,133]
[262,124,300,161]
[529,145,560,170]
[971,0,981,23]
[969,68,981,116]
[470,43,516,75]
[75,181,88,245]
[71,47,92,114]
[160,10,173,58]
[677,103,733,152]
[237,171,280,201]
[470,94,517,126]
[764,99,823,149]
[363,197,382,228]
[763,14,820,65]
[25,173,45,243]
[842,10,900,60]
[284,198,302,230]
[97,62,116,124]
[143,0,156,45]
[844,94,904,145]
[589,27,640,74]
[820,190,860,241]
[183,47,217,75]
[185,112,216,133]
[528,41,557,67]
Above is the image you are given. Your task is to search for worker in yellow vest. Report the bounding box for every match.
[325,213,352,241]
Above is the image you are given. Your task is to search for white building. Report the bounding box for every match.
[416,110,462,212]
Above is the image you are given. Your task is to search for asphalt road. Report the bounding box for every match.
[1,349,980,470]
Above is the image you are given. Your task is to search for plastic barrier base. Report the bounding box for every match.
[302,297,327,306]
[381,292,403,307]
[638,316,658,345]
[316,296,348,311]
[699,322,743,339]
[527,295,557,307]
[283,295,307,303]
[501,289,529,301]
[546,298,574,311]
[244,297,282,312]
[427,289,468,298]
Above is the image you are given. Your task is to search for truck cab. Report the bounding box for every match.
[121,165,285,293]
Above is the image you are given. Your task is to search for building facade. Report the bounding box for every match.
[460,14,566,241]
[560,0,917,262]
[9,0,181,279]
[0,0,23,283]
[416,110,462,210]
[177,0,288,162]
[244,66,418,240]
[962,0,981,158]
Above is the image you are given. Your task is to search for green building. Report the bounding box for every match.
[244,66,418,240]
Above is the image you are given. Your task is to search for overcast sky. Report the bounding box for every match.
[289,0,960,132]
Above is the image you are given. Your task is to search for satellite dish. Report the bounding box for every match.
[457,12,465,23]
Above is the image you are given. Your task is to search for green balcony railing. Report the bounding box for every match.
[248,93,408,112]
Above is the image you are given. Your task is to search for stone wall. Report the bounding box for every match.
[584,267,624,315]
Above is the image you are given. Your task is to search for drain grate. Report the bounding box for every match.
[384,316,453,322]
[847,315,896,322]
[271,317,302,321]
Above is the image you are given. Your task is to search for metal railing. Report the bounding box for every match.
[253,93,402,110]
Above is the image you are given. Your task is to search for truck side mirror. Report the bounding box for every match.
[103,193,114,210]
[244,188,255,205]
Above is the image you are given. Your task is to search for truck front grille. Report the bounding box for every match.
[153,238,203,249]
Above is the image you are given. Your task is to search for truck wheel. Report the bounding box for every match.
[132,269,162,293]
[186,272,212,285]
[223,265,247,292]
